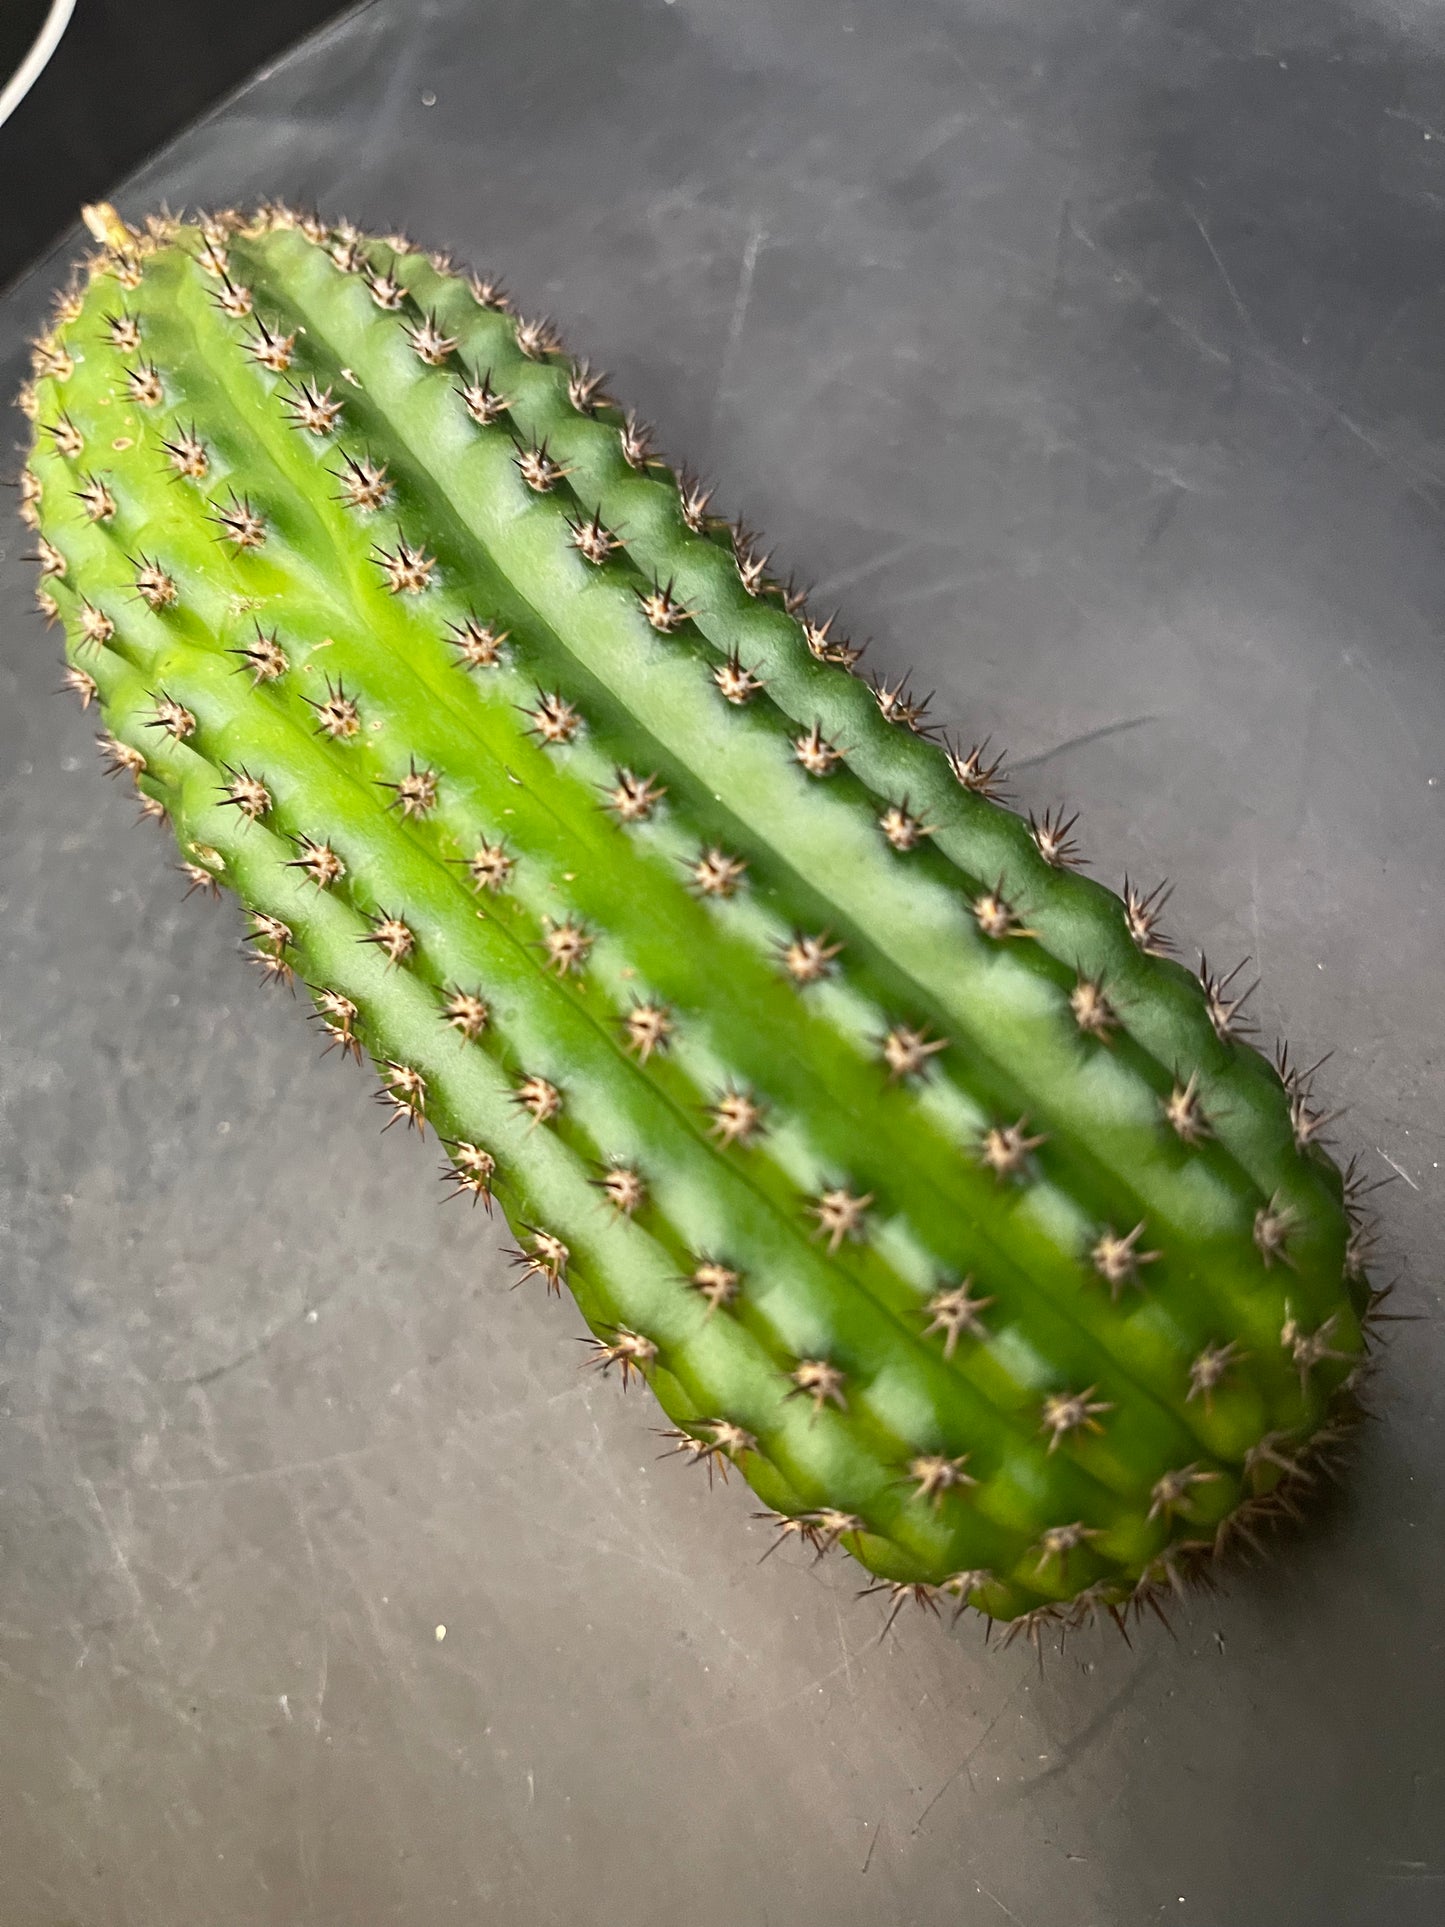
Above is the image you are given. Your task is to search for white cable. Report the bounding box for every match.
[0,0,78,134]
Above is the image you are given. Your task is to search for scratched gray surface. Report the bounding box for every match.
[1,2,1442,1922]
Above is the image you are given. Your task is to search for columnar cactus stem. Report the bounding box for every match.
[19,203,1379,1636]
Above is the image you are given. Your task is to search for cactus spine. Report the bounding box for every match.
[19,203,1380,1638]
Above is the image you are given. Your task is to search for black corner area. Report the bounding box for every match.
[0,0,351,291]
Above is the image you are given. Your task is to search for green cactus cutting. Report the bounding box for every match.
[17,201,1384,1640]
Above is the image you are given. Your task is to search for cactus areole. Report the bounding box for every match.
[19,203,1383,1641]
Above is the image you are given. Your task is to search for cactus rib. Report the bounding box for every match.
[19,202,1379,1635]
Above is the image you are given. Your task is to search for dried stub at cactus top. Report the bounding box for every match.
[21,203,1382,1641]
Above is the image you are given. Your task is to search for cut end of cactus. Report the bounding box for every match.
[81,202,132,250]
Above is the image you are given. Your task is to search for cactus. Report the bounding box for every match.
[17,201,1383,1641]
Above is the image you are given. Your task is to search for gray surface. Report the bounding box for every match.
[1,1,1442,1921]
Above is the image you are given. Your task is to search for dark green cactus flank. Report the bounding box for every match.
[17,201,1385,1645]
